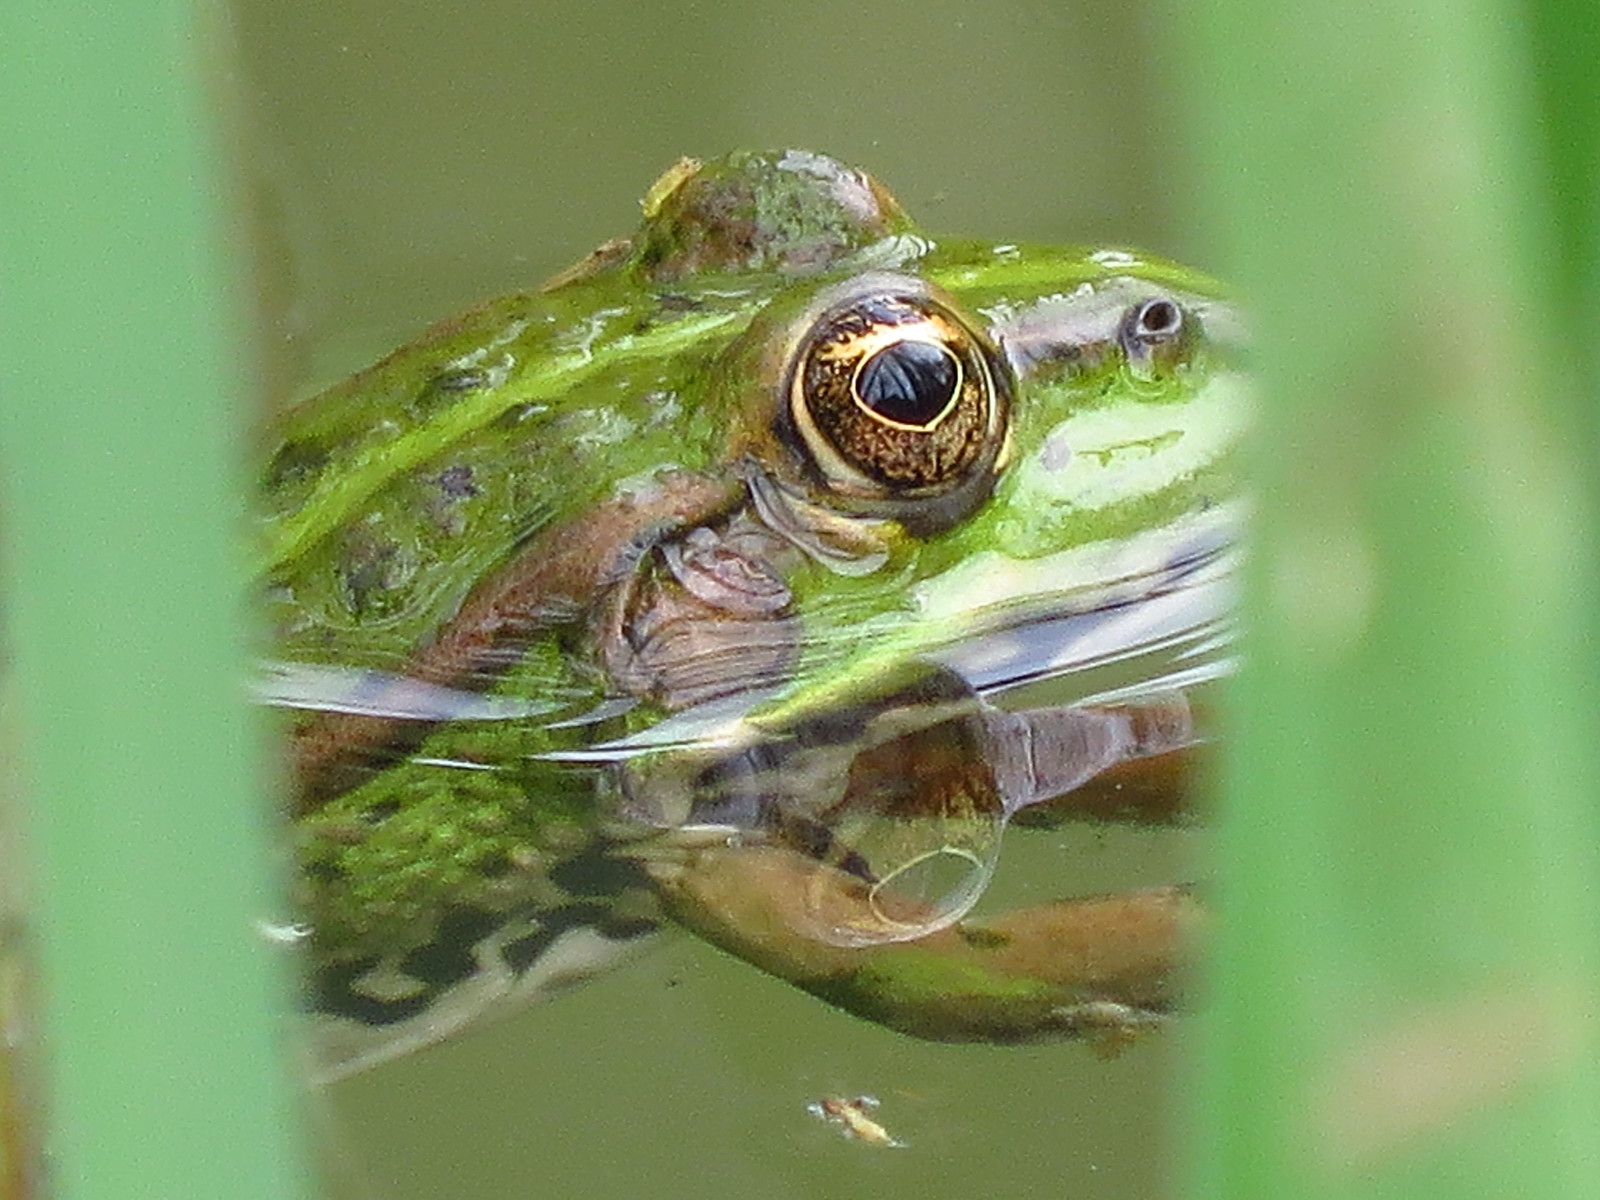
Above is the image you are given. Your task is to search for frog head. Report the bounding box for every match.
[261,150,1244,1076]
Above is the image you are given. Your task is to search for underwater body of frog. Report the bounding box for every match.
[260,150,1247,1078]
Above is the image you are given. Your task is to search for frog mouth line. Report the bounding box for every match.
[256,505,1236,757]
[257,557,1229,754]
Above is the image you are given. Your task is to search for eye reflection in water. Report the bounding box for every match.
[615,665,1002,945]
[618,660,1197,950]
[782,677,1006,948]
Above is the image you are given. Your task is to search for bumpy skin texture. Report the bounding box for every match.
[262,150,1245,1072]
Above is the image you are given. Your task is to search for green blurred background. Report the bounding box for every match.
[232,0,1197,402]
[3,0,1596,1197]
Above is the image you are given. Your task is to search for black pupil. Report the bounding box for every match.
[856,340,957,427]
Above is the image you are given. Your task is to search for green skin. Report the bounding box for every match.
[262,150,1246,1075]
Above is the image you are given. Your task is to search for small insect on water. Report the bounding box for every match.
[807,1095,905,1148]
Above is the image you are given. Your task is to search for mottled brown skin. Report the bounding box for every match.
[636,692,1210,1040]
[633,150,914,282]
[288,471,742,812]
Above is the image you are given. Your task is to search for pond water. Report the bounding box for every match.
[316,821,1202,1200]
[228,3,1211,1197]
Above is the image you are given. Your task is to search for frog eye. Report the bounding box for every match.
[785,284,1013,532]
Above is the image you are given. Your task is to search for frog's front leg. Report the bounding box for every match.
[646,838,1203,1044]
[633,677,1209,1045]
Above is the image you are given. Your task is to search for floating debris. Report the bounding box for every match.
[807,1095,905,1148]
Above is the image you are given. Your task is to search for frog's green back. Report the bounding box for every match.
[261,152,1239,673]
[263,285,742,664]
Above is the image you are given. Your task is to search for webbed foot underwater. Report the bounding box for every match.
[258,149,1246,1079]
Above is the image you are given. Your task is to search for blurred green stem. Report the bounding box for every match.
[1177,1,1600,1197]
[0,3,309,1198]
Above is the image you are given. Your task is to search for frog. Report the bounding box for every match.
[258,149,1247,1080]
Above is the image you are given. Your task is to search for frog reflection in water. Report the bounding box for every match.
[262,150,1246,1078]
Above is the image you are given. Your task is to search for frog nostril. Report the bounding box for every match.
[1118,296,1191,381]
[1130,297,1183,341]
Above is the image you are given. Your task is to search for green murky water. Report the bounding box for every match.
[229,3,1203,1196]
[316,825,1200,1200]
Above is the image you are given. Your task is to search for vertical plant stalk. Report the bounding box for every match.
[1175,0,1600,1196]
[0,3,310,1200]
